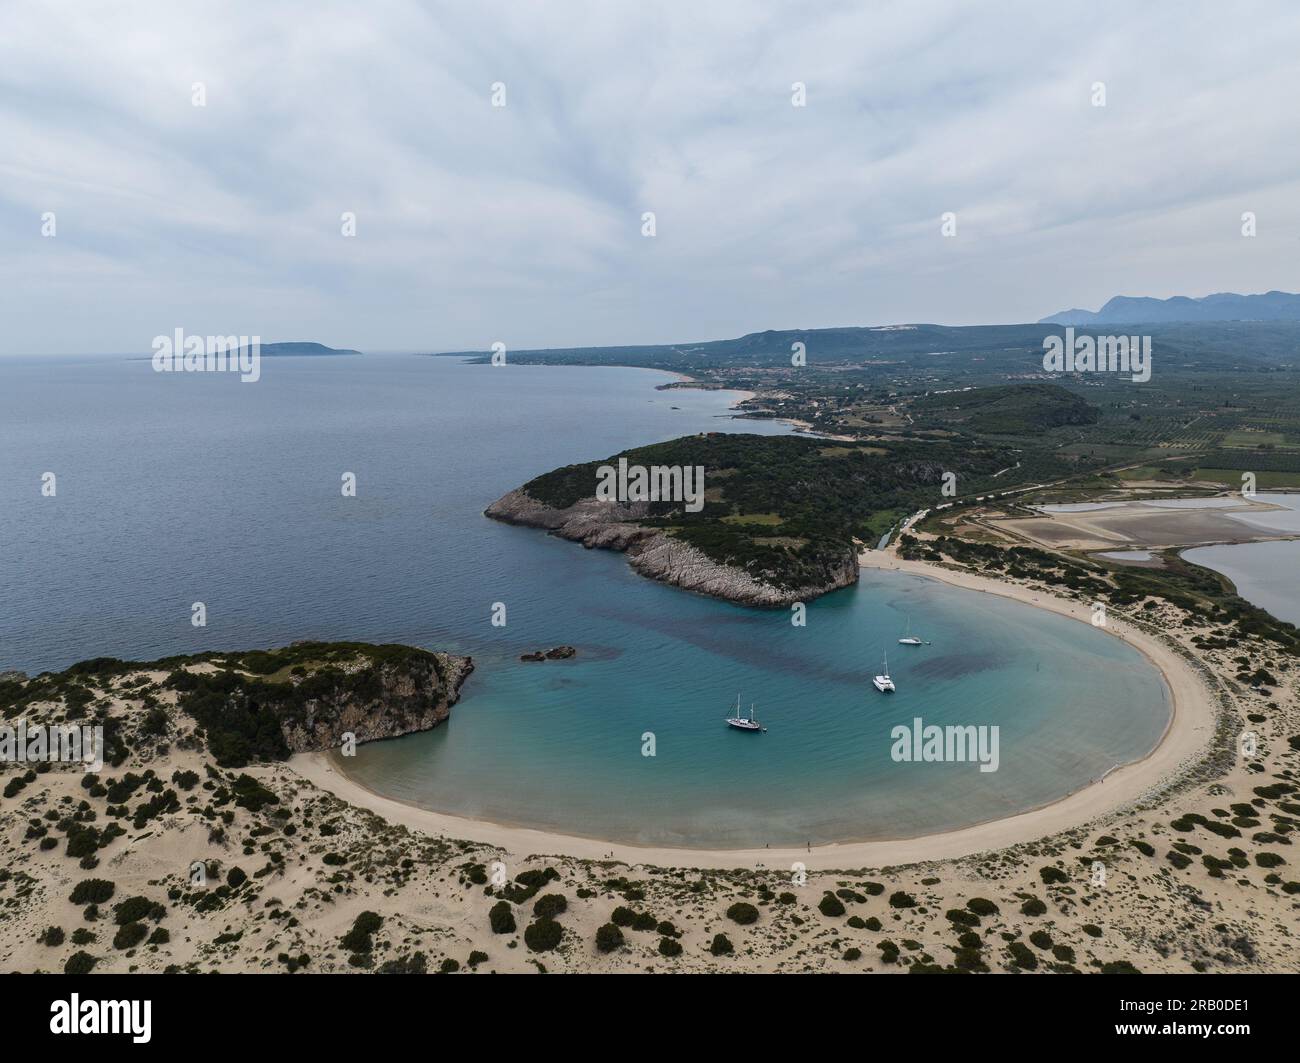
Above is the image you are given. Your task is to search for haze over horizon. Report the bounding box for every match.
[4,0,1300,355]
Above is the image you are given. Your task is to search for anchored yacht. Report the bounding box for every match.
[725,694,765,731]
[872,653,896,693]
[898,617,928,646]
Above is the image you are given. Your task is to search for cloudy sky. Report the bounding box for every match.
[3,0,1299,354]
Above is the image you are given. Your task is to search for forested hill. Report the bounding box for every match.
[434,320,1300,373]
[912,384,1100,435]
[499,432,1059,600]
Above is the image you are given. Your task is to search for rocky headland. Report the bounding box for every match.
[484,487,857,607]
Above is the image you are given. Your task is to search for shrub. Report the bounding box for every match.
[226,866,248,888]
[113,896,158,925]
[888,891,916,908]
[524,917,563,952]
[148,927,170,946]
[1029,930,1052,950]
[726,902,759,925]
[658,936,683,957]
[65,951,97,975]
[966,897,999,916]
[1007,941,1038,970]
[610,906,635,927]
[532,893,568,920]
[709,933,734,956]
[113,922,148,950]
[818,893,846,917]
[595,923,625,953]
[376,952,426,975]
[489,901,515,935]
[39,927,65,947]
[1020,897,1047,917]
[69,879,115,905]
[843,947,862,961]
[1081,924,1103,938]
[341,910,382,952]
[1039,866,1068,885]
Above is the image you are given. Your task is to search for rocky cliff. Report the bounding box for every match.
[275,650,475,753]
[485,488,857,606]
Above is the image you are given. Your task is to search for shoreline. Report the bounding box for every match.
[292,551,1219,871]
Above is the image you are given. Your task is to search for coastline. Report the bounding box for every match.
[292,550,1218,871]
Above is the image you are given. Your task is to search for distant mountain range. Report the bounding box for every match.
[1039,291,1300,326]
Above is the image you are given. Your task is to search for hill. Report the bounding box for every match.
[258,342,362,357]
[486,432,1032,605]
[913,384,1101,435]
[1040,291,1300,326]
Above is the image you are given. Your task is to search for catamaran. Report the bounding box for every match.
[872,652,896,693]
[898,617,928,646]
[725,694,765,732]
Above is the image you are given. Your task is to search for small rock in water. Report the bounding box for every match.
[520,646,577,662]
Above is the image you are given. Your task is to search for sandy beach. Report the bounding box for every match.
[294,550,1219,871]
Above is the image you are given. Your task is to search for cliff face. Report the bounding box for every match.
[485,489,857,607]
[275,651,474,753]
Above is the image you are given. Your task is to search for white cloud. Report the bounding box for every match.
[3,0,1299,352]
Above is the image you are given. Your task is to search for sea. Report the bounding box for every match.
[0,353,1170,846]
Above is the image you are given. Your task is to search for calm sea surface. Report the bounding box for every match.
[0,354,1170,845]
[1183,493,1300,627]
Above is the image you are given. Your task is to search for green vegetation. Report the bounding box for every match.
[913,383,1099,434]
[532,893,568,919]
[340,911,383,953]
[524,917,563,952]
[69,879,115,905]
[160,642,449,767]
[817,893,846,917]
[595,923,624,952]
[726,901,760,925]
[489,901,516,935]
[517,432,1041,594]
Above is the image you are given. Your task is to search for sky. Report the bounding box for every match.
[2,0,1299,354]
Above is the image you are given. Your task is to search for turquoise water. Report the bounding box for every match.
[0,354,1170,846]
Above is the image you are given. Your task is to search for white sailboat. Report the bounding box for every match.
[872,652,896,693]
[898,617,927,646]
[725,693,765,731]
